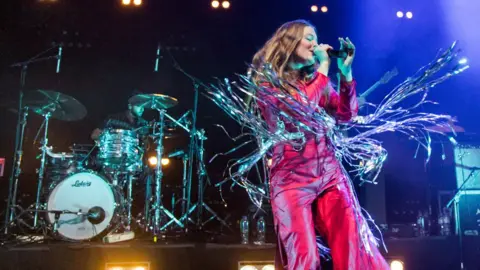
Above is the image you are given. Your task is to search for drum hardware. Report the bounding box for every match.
[33,111,51,228]
[128,93,184,237]
[5,45,69,234]
[126,174,135,230]
[46,170,124,241]
[160,153,191,230]
[183,129,231,230]
[5,108,29,234]
[25,90,88,228]
[152,109,184,236]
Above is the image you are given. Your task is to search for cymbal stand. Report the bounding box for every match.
[4,107,28,233]
[192,129,230,230]
[161,103,230,230]
[185,83,199,232]
[126,174,135,230]
[4,46,59,234]
[33,111,52,228]
[159,112,196,230]
[151,108,184,239]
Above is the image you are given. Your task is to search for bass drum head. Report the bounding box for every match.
[47,171,120,241]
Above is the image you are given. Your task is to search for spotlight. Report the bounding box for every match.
[122,0,131,5]
[148,156,158,166]
[105,262,150,270]
[390,260,404,270]
[222,1,230,9]
[161,158,170,166]
[321,6,328,13]
[239,266,257,270]
[311,5,318,12]
[238,261,275,270]
[396,11,404,18]
[459,57,468,64]
[406,11,413,19]
[211,0,220,8]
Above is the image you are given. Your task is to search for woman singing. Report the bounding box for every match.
[252,20,390,270]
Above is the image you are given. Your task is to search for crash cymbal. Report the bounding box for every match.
[128,93,178,110]
[24,90,87,121]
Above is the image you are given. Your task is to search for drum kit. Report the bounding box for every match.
[3,88,230,243]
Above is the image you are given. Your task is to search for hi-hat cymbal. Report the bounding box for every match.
[128,93,178,110]
[24,90,87,121]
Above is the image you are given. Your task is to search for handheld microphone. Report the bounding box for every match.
[56,44,63,73]
[327,48,354,59]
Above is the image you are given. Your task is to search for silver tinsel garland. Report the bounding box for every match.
[204,41,469,208]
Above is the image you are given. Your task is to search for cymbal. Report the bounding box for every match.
[24,90,87,121]
[128,93,178,110]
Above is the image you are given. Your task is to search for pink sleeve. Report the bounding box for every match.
[326,80,358,122]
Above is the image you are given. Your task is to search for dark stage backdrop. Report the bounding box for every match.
[0,0,474,228]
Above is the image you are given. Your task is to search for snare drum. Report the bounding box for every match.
[46,171,123,241]
[97,129,143,171]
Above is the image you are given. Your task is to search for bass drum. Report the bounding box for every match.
[46,171,123,241]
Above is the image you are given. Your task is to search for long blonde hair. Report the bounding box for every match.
[251,19,316,86]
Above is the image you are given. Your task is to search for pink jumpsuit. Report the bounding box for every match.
[258,72,390,270]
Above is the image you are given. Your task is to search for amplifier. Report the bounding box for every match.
[452,190,480,236]
[383,223,417,238]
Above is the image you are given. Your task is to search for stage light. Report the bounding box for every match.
[161,158,170,166]
[148,156,158,166]
[406,11,413,19]
[122,0,131,5]
[222,1,230,9]
[239,266,257,270]
[105,262,150,270]
[390,260,404,270]
[311,5,318,12]
[459,57,468,64]
[238,261,275,270]
[397,11,404,18]
[321,6,328,13]
[211,0,220,8]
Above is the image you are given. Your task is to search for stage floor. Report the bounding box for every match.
[0,236,478,270]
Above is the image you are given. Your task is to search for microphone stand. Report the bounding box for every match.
[4,46,60,235]
[446,150,480,270]
[170,60,230,233]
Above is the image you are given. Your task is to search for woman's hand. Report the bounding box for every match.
[337,37,355,82]
[314,43,333,76]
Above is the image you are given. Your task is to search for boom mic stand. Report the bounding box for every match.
[446,149,480,270]
[169,59,230,232]
[4,45,61,234]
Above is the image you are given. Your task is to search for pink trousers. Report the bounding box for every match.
[271,180,390,270]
